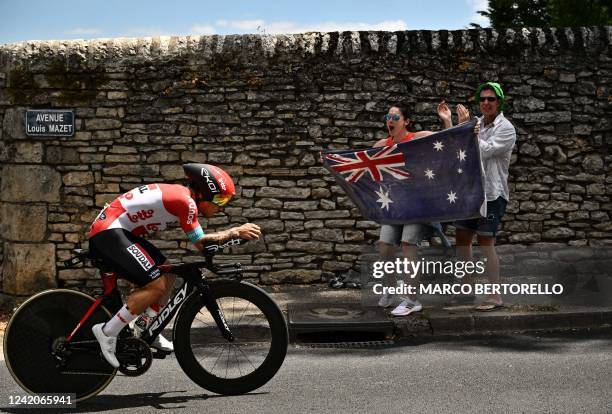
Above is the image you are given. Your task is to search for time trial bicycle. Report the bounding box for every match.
[3,239,288,402]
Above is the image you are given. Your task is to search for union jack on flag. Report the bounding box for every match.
[323,119,486,225]
[325,145,411,183]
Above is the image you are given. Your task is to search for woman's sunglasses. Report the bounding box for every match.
[480,97,497,102]
[384,114,402,121]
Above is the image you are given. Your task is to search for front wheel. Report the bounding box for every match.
[174,281,288,395]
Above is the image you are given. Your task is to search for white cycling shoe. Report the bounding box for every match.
[92,323,120,368]
[152,333,174,353]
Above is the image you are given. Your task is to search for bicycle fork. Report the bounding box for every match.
[198,283,235,342]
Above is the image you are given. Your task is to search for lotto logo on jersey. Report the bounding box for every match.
[127,209,155,223]
[126,244,153,271]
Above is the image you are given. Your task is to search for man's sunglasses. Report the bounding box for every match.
[480,97,497,102]
[384,114,401,121]
[212,194,233,207]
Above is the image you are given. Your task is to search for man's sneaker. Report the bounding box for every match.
[377,293,395,308]
[92,323,120,368]
[390,299,423,316]
[151,333,174,352]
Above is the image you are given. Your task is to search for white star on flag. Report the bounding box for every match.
[457,149,466,161]
[447,190,457,203]
[375,186,393,210]
[457,168,463,174]
[433,141,444,151]
[424,169,435,179]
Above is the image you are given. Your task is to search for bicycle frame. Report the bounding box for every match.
[64,257,242,346]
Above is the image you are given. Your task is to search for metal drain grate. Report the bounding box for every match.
[302,340,395,348]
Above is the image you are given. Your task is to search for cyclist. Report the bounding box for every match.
[90,163,262,368]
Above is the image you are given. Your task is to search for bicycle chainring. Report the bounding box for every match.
[116,337,152,376]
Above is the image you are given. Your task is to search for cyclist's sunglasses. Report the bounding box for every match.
[480,96,497,102]
[212,194,233,207]
[384,114,402,121]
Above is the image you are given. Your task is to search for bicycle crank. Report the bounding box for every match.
[116,337,152,376]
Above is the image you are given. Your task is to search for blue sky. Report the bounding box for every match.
[0,0,489,45]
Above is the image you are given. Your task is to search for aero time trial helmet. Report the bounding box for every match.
[182,163,236,206]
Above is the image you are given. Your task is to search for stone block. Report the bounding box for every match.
[582,154,604,173]
[312,228,344,242]
[13,142,44,163]
[3,242,56,295]
[1,165,61,202]
[240,177,267,187]
[542,227,576,239]
[58,268,98,280]
[286,240,333,253]
[86,119,122,130]
[62,171,94,186]
[256,187,311,199]
[0,202,47,242]
[283,201,319,211]
[260,269,322,284]
[47,146,80,164]
[2,107,26,139]
[254,198,283,209]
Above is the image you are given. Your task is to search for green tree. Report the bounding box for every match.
[547,0,612,27]
[471,0,549,28]
[472,0,612,28]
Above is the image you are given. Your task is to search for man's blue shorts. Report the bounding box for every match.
[454,196,508,237]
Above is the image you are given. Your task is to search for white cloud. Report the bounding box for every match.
[216,19,265,30]
[263,20,408,34]
[191,24,216,35]
[467,0,490,27]
[65,27,102,35]
[189,19,408,36]
[121,27,174,37]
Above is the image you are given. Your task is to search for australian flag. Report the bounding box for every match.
[323,119,486,224]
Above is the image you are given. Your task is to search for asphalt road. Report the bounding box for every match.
[1,331,611,413]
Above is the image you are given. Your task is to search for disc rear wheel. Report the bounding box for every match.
[3,289,116,402]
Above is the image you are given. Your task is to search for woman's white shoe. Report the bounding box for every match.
[390,299,423,316]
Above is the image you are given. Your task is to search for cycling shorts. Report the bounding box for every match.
[89,229,167,287]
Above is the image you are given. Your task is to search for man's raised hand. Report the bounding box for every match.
[456,104,470,124]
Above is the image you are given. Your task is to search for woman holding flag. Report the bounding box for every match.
[375,103,453,316]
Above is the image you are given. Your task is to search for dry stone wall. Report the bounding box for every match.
[0,27,611,295]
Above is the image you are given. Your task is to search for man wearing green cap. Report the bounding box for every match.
[452,82,516,311]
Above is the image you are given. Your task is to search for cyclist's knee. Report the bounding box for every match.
[145,277,168,298]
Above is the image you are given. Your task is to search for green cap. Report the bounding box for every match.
[474,82,506,111]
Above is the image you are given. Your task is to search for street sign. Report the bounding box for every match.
[25,109,74,137]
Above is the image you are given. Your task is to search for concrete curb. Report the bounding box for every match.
[394,307,612,338]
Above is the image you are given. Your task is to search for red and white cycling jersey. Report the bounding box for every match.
[88,183,204,243]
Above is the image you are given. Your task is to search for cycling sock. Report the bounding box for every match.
[103,305,138,337]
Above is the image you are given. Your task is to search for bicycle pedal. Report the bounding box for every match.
[152,350,170,359]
